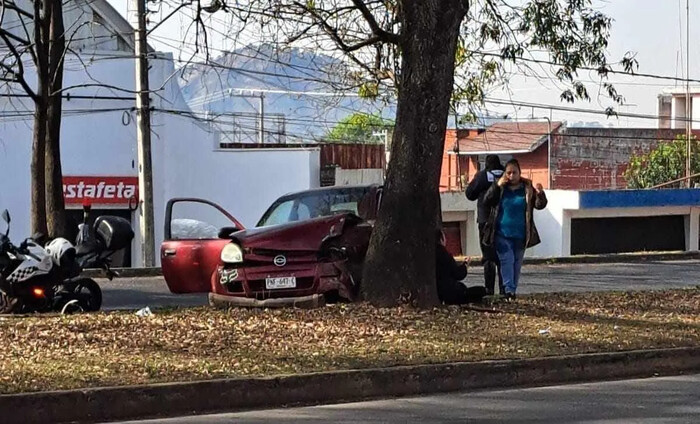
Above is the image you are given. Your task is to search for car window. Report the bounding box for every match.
[296,202,311,220]
[257,187,370,227]
[169,201,237,240]
[264,200,293,226]
[171,218,219,239]
[330,201,359,215]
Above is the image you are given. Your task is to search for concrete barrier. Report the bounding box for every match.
[2,347,699,424]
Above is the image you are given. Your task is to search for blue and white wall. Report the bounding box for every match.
[444,189,700,258]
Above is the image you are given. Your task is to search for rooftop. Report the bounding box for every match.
[453,121,563,155]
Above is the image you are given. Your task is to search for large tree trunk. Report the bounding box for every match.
[45,0,67,238]
[361,0,468,308]
[30,0,49,237]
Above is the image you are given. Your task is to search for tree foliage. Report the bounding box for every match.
[625,136,700,189]
[325,113,392,144]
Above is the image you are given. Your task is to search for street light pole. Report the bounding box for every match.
[133,0,155,266]
[686,0,692,188]
[258,93,265,144]
[546,118,552,189]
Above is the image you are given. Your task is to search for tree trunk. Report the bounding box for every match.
[30,0,50,237]
[361,0,468,308]
[45,0,67,238]
[31,103,48,237]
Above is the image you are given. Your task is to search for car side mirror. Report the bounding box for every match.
[218,226,239,239]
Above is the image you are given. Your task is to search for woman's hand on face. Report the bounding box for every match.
[535,183,544,193]
[498,174,509,187]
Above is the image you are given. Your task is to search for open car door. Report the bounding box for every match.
[161,198,245,293]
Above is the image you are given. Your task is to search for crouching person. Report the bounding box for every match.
[436,230,486,305]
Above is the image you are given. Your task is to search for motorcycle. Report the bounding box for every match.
[0,205,133,314]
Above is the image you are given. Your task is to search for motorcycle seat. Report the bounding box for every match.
[76,239,100,257]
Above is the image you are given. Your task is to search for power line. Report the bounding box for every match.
[1,93,134,101]
[482,97,700,125]
[474,51,700,85]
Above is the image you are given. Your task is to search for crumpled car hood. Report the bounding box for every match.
[231,214,361,251]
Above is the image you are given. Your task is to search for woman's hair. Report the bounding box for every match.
[505,158,521,172]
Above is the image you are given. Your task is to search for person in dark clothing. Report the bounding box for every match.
[465,154,505,295]
[435,230,486,305]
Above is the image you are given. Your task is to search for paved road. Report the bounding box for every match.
[114,374,700,423]
[98,260,700,310]
[98,277,207,310]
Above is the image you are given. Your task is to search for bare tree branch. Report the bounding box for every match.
[0,30,36,99]
[2,0,33,19]
[0,27,30,45]
[350,0,399,44]
[294,2,381,52]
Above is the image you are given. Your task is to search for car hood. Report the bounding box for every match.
[231,214,361,251]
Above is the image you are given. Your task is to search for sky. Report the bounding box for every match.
[107,0,694,128]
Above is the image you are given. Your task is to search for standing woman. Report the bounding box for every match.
[482,159,547,300]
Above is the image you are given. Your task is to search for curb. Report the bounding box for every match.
[81,267,162,279]
[2,347,699,424]
[84,251,700,280]
[523,250,700,265]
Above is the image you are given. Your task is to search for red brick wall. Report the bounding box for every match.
[441,129,491,192]
[440,129,476,191]
[551,128,696,190]
[513,144,550,189]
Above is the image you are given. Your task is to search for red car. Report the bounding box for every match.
[161,185,382,307]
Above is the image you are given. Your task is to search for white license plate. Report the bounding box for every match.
[265,276,296,289]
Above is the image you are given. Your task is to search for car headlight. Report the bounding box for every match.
[220,243,243,263]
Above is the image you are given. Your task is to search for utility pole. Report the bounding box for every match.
[543,117,552,189]
[686,0,692,188]
[258,93,265,144]
[133,0,155,266]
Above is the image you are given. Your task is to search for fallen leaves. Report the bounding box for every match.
[0,288,698,394]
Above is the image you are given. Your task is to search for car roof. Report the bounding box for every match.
[275,184,381,202]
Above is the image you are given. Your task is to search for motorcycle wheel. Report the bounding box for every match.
[72,278,102,312]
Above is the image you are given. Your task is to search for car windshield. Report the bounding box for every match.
[257,187,371,227]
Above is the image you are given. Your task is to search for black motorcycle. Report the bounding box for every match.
[0,206,133,314]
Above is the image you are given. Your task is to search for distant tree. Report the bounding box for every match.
[625,135,700,188]
[1,0,68,237]
[325,113,392,144]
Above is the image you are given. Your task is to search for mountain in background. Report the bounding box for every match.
[178,44,395,144]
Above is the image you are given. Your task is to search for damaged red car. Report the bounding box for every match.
[161,185,381,307]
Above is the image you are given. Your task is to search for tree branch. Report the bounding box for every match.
[2,0,33,19]
[298,2,381,52]
[0,30,36,99]
[350,0,400,44]
[0,27,30,45]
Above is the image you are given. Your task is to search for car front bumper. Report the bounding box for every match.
[213,260,355,301]
[208,292,326,309]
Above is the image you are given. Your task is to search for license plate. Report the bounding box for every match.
[265,276,296,289]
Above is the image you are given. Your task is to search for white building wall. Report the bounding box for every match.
[529,190,579,258]
[0,50,321,266]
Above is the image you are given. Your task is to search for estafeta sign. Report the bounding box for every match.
[63,176,139,206]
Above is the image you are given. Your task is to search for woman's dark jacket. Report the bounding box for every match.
[481,178,548,248]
